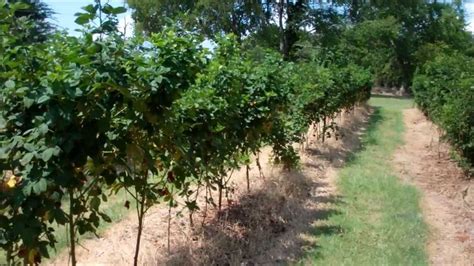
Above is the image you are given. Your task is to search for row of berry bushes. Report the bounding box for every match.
[0,2,371,264]
[412,51,474,175]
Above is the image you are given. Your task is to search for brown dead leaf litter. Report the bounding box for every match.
[393,108,474,266]
[48,105,372,266]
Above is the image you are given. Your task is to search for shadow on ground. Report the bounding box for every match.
[305,107,382,170]
[298,107,385,261]
[370,93,413,100]
[164,170,342,265]
[162,106,383,265]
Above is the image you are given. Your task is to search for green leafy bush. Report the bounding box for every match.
[412,52,474,173]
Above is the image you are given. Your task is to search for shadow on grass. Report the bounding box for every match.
[304,107,383,170]
[311,224,344,236]
[301,106,385,261]
[370,93,413,100]
[356,107,383,148]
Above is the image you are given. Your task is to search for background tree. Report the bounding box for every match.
[7,0,55,42]
[126,0,196,34]
[127,0,268,41]
[126,0,472,66]
[341,0,472,88]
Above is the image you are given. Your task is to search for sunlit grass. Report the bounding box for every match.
[302,96,427,265]
[369,95,414,110]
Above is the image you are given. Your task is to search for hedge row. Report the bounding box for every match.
[0,3,371,264]
[412,52,474,174]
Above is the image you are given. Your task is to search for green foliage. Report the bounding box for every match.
[127,0,268,40]
[306,7,345,48]
[6,0,55,43]
[2,0,473,264]
[126,0,195,35]
[0,2,374,264]
[0,2,136,263]
[412,52,474,173]
[338,17,401,86]
[318,2,474,89]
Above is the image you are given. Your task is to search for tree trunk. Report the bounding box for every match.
[218,177,223,213]
[322,117,327,143]
[202,183,209,226]
[167,204,172,254]
[133,196,146,266]
[255,152,264,179]
[230,12,241,42]
[68,189,77,266]
[246,164,250,192]
[278,0,287,57]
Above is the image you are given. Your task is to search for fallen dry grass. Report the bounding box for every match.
[393,108,474,265]
[49,105,372,266]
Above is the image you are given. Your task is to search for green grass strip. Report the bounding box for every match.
[302,96,427,265]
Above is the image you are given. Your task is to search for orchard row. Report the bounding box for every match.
[413,50,474,174]
[0,3,371,265]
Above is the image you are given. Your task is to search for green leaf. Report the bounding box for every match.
[39,243,50,259]
[10,2,29,11]
[185,200,199,211]
[33,178,48,194]
[37,95,50,104]
[113,6,127,14]
[23,97,34,108]
[74,13,92,25]
[89,212,100,227]
[53,209,68,224]
[4,80,15,89]
[15,86,28,96]
[102,5,127,15]
[99,212,112,223]
[20,153,34,166]
[0,116,5,130]
[22,183,34,196]
[81,4,97,14]
[0,148,7,160]
[102,4,114,14]
[41,148,56,162]
[38,123,49,135]
[90,197,100,211]
[23,143,35,152]
[100,20,117,32]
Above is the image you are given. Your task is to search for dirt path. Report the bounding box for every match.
[393,108,474,266]
[48,106,371,266]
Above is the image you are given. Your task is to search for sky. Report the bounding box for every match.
[43,0,133,36]
[466,1,474,31]
[44,0,474,35]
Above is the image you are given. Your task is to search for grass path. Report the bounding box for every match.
[302,96,428,265]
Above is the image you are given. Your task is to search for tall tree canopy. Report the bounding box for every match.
[127,0,473,86]
[7,0,54,42]
[127,0,268,40]
[127,0,313,57]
